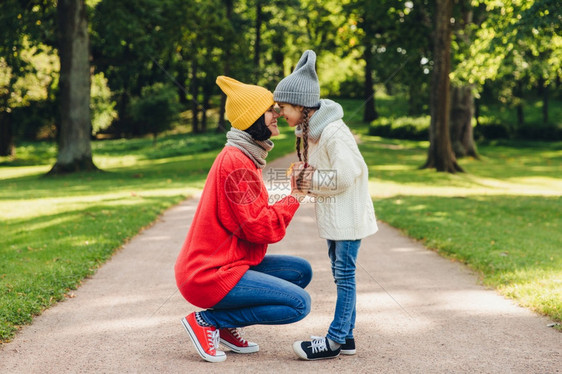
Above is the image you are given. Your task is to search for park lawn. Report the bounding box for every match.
[1,103,560,341]
[0,128,297,342]
[360,136,562,325]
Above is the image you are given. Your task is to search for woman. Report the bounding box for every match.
[175,76,312,363]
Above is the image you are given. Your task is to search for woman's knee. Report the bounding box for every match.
[295,257,313,288]
[293,289,312,322]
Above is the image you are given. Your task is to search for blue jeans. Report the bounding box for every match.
[200,255,312,328]
[327,239,361,345]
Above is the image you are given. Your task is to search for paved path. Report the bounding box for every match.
[1,154,560,373]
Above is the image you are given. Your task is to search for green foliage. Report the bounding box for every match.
[128,83,181,141]
[3,0,558,142]
[455,0,561,90]
[91,72,116,135]
[365,94,562,141]
[319,51,365,98]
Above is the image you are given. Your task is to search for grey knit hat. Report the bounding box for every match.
[274,50,320,107]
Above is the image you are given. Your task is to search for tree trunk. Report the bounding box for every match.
[202,82,212,133]
[408,82,423,116]
[516,103,524,126]
[542,80,549,124]
[273,48,284,82]
[177,62,189,108]
[422,0,463,173]
[254,0,262,70]
[48,0,97,175]
[450,0,477,159]
[190,58,199,133]
[474,97,480,126]
[218,94,227,133]
[0,111,14,157]
[363,39,378,122]
[217,0,233,133]
[450,85,478,158]
[515,80,524,126]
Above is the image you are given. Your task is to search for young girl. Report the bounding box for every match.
[274,50,378,360]
[175,76,312,363]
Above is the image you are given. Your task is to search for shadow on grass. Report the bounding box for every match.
[375,194,561,320]
[0,195,185,340]
[360,136,562,185]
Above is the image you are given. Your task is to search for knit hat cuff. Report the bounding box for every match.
[273,90,320,108]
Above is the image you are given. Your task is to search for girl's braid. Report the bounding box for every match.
[302,108,310,167]
[296,136,302,162]
[296,108,311,192]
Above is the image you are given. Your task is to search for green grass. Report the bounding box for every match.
[359,136,562,324]
[0,128,297,342]
[1,100,561,342]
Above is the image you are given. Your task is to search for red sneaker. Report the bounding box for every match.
[219,328,259,353]
[181,313,226,362]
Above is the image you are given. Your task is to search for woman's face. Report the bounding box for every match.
[277,103,303,128]
[265,105,281,136]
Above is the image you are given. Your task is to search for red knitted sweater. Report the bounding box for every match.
[175,146,300,308]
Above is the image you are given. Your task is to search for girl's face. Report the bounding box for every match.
[264,105,281,137]
[277,103,303,128]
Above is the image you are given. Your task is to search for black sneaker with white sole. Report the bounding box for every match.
[341,338,356,355]
[293,336,341,360]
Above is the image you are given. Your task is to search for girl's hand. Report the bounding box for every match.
[290,162,315,195]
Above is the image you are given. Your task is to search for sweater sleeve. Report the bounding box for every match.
[310,126,365,196]
[217,150,300,245]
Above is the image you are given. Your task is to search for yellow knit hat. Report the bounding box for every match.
[216,76,274,130]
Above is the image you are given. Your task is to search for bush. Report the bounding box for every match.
[370,116,561,142]
[369,116,430,140]
[129,83,181,142]
[474,121,562,141]
[474,123,511,140]
[515,124,562,141]
[12,99,57,140]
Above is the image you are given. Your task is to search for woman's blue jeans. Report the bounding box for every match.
[327,239,361,345]
[200,255,312,328]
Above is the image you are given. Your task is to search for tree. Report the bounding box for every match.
[217,0,234,132]
[455,0,561,132]
[48,0,96,174]
[422,0,463,173]
[0,0,56,156]
[341,0,388,122]
[449,0,478,158]
[91,0,185,137]
[393,0,433,116]
[513,0,561,125]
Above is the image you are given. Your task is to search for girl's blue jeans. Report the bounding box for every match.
[327,239,361,345]
[200,254,312,328]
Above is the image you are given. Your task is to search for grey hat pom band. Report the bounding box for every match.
[273,90,320,107]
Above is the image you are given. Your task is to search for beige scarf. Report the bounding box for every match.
[225,128,274,169]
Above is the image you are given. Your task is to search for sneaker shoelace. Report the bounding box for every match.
[207,329,220,352]
[309,336,328,354]
[227,328,248,345]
